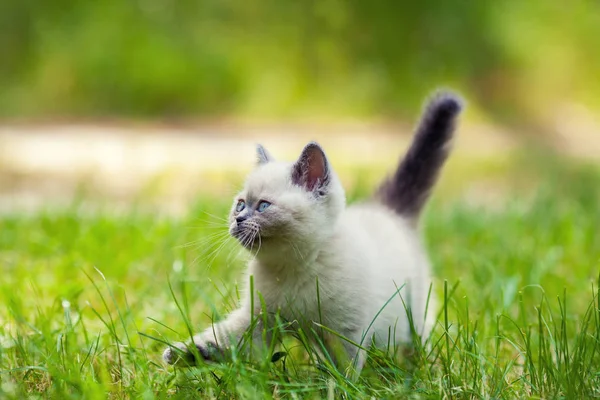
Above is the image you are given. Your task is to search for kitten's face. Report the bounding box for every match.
[228,143,345,255]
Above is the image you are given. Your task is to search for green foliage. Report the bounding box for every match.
[1,1,599,120]
[1,157,599,398]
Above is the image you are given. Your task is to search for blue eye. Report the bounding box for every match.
[257,201,271,212]
[235,200,245,212]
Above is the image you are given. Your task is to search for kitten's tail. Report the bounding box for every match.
[376,91,463,220]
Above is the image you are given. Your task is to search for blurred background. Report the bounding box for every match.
[1,5,599,395]
[0,0,599,213]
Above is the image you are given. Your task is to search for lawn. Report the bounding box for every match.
[1,150,599,399]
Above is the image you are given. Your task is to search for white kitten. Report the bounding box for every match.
[163,92,463,375]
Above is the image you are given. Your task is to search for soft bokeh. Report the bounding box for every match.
[1,1,599,122]
[1,0,599,211]
[1,2,600,398]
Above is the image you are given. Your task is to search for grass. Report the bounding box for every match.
[1,153,599,398]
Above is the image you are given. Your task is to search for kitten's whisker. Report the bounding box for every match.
[179,235,230,254]
[215,237,236,268]
[283,237,296,258]
[186,213,229,228]
[251,230,263,262]
[187,252,205,270]
[176,230,229,249]
[184,212,230,232]
[236,229,250,250]
[176,233,229,270]
[187,233,232,270]
[247,226,262,263]
[285,238,304,262]
[228,246,246,265]
[248,226,259,256]
[205,236,234,267]
[185,228,228,239]
[225,232,247,265]
[193,240,229,270]
[201,211,229,223]
[243,230,253,250]
[186,222,228,230]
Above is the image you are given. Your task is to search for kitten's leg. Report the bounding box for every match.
[163,306,264,365]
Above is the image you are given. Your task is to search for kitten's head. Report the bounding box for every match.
[228,142,345,257]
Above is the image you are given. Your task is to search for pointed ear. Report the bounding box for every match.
[291,142,330,193]
[256,144,275,165]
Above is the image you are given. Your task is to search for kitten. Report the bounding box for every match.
[163,92,463,375]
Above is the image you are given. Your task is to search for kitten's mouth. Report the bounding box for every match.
[230,226,264,250]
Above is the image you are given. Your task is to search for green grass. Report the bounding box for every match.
[1,155,599,399]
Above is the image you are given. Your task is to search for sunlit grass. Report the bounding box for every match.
[1,154,599,398]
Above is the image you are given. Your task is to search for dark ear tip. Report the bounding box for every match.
[303,141,326,154]
[428,90,464,116]
[301,142,328,166]
[292,141,330,191]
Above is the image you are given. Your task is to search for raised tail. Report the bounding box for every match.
[376,91,463,219]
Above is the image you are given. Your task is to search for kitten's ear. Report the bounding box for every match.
[256,144,275,164]
[291,142,330,193]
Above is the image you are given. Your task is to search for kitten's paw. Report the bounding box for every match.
[162,342,195,366]
[162,340,221,366]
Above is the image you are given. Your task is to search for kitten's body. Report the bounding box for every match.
[164,92,462,374]
[251,201,434,353]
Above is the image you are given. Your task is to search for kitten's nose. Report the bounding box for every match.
[236,214,249,224]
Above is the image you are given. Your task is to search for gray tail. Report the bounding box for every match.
[377,91,463,219]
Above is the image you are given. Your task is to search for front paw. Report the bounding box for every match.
[162,340,221,366]
[162,342,194,366]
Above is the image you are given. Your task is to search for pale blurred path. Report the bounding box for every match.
[0,121,596,214]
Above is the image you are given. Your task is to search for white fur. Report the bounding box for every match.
[164,148,437,375]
